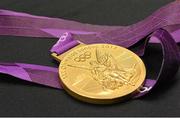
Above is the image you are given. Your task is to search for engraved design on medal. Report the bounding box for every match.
[74,51,91,62]
[68,48,138,91]
[89,49,137,90]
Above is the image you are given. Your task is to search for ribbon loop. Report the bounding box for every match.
[135,28,180,98]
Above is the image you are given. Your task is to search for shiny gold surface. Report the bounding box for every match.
[59,44,146,104]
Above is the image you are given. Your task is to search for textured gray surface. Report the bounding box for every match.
[0,0,179,116]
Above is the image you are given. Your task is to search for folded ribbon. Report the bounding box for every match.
[0,0,180,98]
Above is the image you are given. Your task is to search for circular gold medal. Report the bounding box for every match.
[59,44,146,104]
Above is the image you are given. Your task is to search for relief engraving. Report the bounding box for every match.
[74,51,91,62]
[68,49,138,90]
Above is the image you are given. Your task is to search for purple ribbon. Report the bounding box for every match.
[0,0,180,98]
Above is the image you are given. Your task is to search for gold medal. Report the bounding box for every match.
[52,44,146,104]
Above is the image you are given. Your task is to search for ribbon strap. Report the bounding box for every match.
[135,29,180,97]
[0,1,180,98]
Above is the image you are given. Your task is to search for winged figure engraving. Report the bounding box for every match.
[68,49,137,90]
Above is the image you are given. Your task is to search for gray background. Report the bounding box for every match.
[0,0,179,116]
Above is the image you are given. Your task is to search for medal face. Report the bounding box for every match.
[59,44,146,104]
